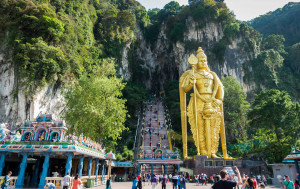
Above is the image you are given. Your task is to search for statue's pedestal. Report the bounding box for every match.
[183,155,246,176]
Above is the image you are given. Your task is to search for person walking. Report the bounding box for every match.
[137,177,143,189]
[62,172,71,189]
[105,177,112,189]
[161,174,167,189]
[151,174,158,189]
[294,179,299,189]
[179,175,187,189]
[172,174,178,189]
[132,177,138,189]
[72,175,82,189]
[147,173,151,185]
[1,171,12,189]
[212,167,242,189]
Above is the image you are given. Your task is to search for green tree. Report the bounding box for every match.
[248,89,300,163]
[64,59,128,149]
[222,77,250,143]
[116,146,134,161]
[287,42,300,73]
[163,1,180,16]
[262,34,286,55]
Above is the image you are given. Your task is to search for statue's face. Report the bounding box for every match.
[197,57,208,69]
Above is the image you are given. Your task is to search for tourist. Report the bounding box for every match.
[251,176,257,189]
[105,177,112,189]
[241,178,255,189]
[283,175,295,189]
[294,179,299,189]
[210,175,214,184]
[169,174,172,182]
[147,173,151,185]
[211,167,242,189]
[46,183,55,189]
[132,177,138,189]
[202,173,206,185]
[151,174,158,189]
[137,177,143,189]
[262,175,267,185]
[234,174,239,189]
[72,175,82,189]
[1,171,12,189]
[195,175,199,185]
[62,172,71,189]
[161,174,167,189]
[142,174,146,186]
[179,175,187,189]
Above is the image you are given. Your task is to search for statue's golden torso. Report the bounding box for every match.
[195,70,214,94]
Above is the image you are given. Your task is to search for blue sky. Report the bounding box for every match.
[136,0,300,21]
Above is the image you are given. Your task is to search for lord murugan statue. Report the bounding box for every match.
[179,47,230,160]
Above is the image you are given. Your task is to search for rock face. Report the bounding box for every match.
[125,19,255,92]
[0,18,256,127]
[0,34,65,129]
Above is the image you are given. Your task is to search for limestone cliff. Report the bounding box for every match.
[0,34,65,128]
[125,18,257,93]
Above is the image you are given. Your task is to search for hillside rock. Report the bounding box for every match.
[0,34,65,129]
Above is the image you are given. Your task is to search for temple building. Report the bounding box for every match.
[0,113,114,188]
[137,100,183,175]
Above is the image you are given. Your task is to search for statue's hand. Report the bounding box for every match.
[212,98,222,107]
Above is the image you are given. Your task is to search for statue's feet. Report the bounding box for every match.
[223,154,233,159]
[211,154,220,158]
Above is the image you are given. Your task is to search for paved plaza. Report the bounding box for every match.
[93,182,281,189]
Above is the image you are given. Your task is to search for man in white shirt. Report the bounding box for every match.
[62,172,71,189]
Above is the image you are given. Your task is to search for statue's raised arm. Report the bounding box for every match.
[179,47,231,160]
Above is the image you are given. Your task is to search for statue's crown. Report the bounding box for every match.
[196,47,207,59]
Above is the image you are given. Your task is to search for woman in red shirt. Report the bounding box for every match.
[72,175,82,189]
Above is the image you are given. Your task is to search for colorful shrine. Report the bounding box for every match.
[0,113,114,189]
[283,147,300,180]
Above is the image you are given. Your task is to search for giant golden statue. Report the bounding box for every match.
[179,47,230,160]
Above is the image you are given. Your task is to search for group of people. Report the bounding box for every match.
[194,173,214,185]
[131,173,188,189]
[46,173,82,189]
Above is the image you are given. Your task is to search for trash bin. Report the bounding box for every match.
[121,177,124,182]
[267,178,272,185]
[87,178,95,188]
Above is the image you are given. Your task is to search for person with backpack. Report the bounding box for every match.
[284,176,295,189]
[1,171,12,189]
[179,175,187,189]
[106,177,112,189]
